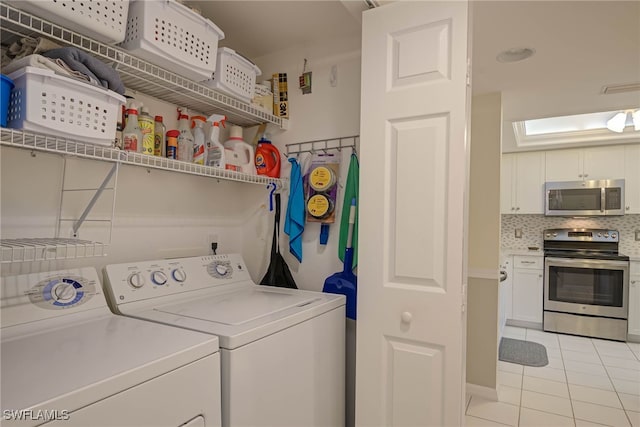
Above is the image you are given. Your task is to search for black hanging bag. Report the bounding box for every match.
[260,193,298,289]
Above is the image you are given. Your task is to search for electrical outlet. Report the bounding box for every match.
[515,228,523,239]
[635,230,640,241]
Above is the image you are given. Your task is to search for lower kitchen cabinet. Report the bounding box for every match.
[629,262,640,341]
[511,256,544,326]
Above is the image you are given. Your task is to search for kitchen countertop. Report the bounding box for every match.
[501,248,544,257]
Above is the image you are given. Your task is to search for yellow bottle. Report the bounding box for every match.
[138,106,154,156]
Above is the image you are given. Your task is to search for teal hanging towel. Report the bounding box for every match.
[338,153,359,268]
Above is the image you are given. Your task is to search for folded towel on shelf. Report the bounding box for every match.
[43,47,125,95]
[2,54,95,84]
[1,37,61,67]
[284,157,305,263]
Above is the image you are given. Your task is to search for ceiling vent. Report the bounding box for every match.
[602,82,640,95]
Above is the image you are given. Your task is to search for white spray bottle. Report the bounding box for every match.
[206,114,227,168]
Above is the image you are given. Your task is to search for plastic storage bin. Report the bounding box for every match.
[1,74,14,127]
[6,0,130,44]
[7,67,125,146]
[204,47,261,103]
[119,0,225,82]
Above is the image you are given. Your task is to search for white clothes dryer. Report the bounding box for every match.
[1,267,221,427]
[103,254,346,427]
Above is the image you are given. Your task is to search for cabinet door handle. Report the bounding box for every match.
[538,274,543,278]
[516,207,520,211]
[578,174,583,178]
[521,261,536,264]
[626,206,630,211]
[583,173,588,178]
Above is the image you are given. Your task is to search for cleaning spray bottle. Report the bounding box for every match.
[191,115,207,165]
[255,133,281,178]
[223,125,255,174]
[206,114,227,168]
[177,108,194,162]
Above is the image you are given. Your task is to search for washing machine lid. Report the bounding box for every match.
[1,314,218,413]
[138,285,345,349]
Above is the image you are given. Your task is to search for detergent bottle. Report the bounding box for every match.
[223,125,255,175]
[206,114,227,168]
[177,108,194,162]
[255,133,281,178]
[138,106,155,155]
[191,115,207,165]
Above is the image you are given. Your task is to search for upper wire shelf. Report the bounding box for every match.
[0,129,286,189]
[0,2,287,129]
[0,238,107,264]
[285,135,359,157]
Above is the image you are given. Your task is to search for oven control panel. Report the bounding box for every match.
[544,229,619,242]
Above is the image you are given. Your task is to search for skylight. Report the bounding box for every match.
[512,108,640,148]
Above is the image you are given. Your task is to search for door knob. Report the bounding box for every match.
[401,311,413,324]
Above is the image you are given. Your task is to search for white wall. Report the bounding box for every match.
[247,34,363,291]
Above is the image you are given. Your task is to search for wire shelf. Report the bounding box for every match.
[0,238,107,263]
[0,129,285,189]
[0,2,286,129]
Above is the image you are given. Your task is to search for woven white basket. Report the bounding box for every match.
[119,0,224,82]
[204,47,261,102]
[7,67,125,146]
[6,0,130,44]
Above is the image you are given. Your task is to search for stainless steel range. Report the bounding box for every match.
[543,229,629,341]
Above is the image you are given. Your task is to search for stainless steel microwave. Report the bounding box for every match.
[545,179,625,216]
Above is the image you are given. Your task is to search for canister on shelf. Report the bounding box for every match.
[166,129,179,160]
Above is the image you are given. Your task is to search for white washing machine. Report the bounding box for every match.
[103,254,346,427]
[1,267,221,427]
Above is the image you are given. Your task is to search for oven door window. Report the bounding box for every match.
[548,266,624,307]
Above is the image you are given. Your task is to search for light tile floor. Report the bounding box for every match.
[466,326,640,426]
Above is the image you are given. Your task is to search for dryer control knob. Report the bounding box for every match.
[127,272,145,289]
[151,271,168,286]
[215,264,228,276]
[172,269,187,283]
[52,282,76,302]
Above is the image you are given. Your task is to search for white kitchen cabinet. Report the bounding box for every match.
[629,261,640,341]
[624,145,640,214]
[545,146,626,182]
[499,255,513,339]
[500,151,545,214]
[511,255,543,326]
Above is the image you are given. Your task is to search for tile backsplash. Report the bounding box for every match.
[501,214,640,256]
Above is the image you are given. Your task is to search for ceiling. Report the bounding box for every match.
[187,1,640,124]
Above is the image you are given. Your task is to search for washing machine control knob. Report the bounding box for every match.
[127,272,145,289]
[172,269,187,283]
[151,271,168,286]
[215,264,228,276]
[52,282,76,302]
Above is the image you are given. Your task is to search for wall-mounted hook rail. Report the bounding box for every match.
[285,135,359,157]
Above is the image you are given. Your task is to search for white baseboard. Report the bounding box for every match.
[466,383,498,401]
[628,333,640,343]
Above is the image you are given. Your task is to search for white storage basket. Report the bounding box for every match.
[7,67,125,147]
[6,0,130,44]
[119,0,225,82]
[204,47,261,102]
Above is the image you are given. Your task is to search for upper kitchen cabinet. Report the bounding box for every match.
[501,151,545,214]
[625,145,640,214]
[545,146,626,182]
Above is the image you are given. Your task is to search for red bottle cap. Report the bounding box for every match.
[166,130,180,138]
[154,116,163,122]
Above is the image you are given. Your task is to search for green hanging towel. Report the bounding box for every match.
[339,153,359,268]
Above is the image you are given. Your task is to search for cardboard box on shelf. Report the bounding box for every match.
[272,73,289,118]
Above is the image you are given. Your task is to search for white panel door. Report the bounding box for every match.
[515,151,545,214]
[512,269,543,324]
[583,145,626,181]
[545,148,583,181]
[501,153,515,214]
[624,144,640,214]
[357,2,469,426]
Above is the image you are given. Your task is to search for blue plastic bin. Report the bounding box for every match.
[1,74,14,127]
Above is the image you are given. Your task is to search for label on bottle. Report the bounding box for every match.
[139,118,154,155]
[166,136,178,159]
[124,133,138,152]
[154,131,164,156]
[193,142,205,165]
[206,147,223,168]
